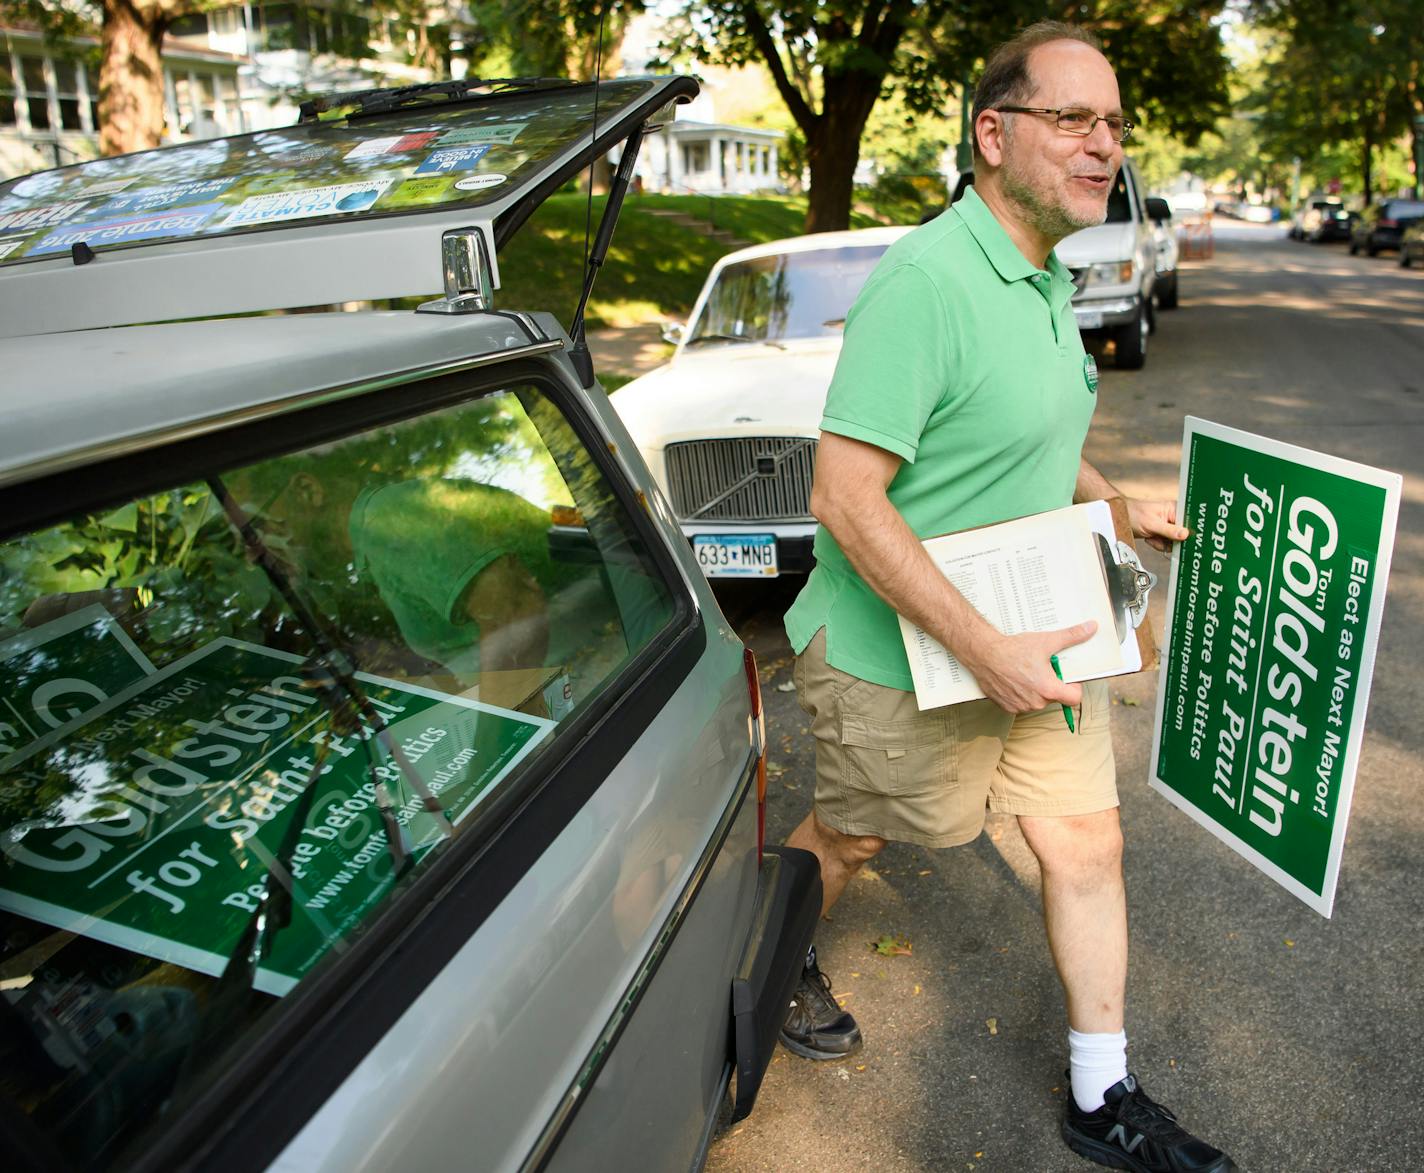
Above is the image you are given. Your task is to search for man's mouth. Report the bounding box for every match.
[1073,174,1111,190]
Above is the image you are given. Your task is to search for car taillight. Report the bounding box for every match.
[1380,218,1398,228]
[743,647,767,861]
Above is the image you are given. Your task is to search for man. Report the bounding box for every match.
[776,22,1234,1173]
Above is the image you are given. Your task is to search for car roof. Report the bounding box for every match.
[0,310,561,489]
[712,225,914,268]
[0,75,695,337]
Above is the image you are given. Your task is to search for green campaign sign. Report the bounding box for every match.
[0,604,155,758]
[0,638,552,994]
[1150,418,1401,916]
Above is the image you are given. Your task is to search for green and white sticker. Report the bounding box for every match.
[1149,417,1401,917]
[1083,353,1099,393]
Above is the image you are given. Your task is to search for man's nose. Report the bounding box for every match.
[1084,120,1118,159]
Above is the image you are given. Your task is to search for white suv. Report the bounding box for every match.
[1055,156,1160,369]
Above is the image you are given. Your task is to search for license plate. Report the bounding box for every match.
[1076,310,1104,330]
[693,534,779,578]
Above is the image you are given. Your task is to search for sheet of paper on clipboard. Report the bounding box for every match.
[898,499,1159,710]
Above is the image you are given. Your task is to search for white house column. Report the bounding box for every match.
[667,130,682,192]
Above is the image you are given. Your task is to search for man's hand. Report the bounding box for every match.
[1127,498,1190,552]
[957,620,1098,714]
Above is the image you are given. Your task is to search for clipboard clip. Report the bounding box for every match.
[1095,534,1158,643]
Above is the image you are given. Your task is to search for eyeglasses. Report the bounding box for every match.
[995,105,1134,143]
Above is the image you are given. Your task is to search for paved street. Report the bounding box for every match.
[701,222,1424,1173]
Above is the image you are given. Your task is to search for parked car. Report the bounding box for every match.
[1349,198,1424,256]
[1310,207,1356,243]
[0,74,819,1173]
[1145,195,1180,309]
[1289,198,1342,241]
[1399,220,1424,268]
[613,227,911,580]
[952,159,1161,368]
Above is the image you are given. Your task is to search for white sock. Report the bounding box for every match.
[1068,1028,1128,1113]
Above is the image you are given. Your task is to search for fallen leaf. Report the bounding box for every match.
[986,1017,998,1035]
[1285,939,1295,948]
[1169,1058,1178,1068]
[913,984,921,996]
[855,1064,867,1072]
[765,761,786,776]
[975,1153,984,1159]
[871,933,913,956]
[835,991,854,1005]
[918,869,933,876]
[1119,696,1141,707]
[850,971,861,978]
[775,681,796,692]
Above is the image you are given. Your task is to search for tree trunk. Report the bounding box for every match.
[804,122,860,232]
[99,2,169,157]
[803,82,880,233]
[1361,131,1373,205]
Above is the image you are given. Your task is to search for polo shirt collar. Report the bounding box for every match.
[956,186,1077,311]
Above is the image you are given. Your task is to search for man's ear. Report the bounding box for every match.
[975,110,1007,168]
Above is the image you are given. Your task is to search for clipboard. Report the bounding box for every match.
[898,496,1160,709]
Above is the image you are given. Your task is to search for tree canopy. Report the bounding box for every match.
[1249,0,1423,202]
[668,1,1232,232]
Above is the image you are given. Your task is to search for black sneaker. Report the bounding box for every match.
[778,945,862,1061]
[1063,1074,1236,1172]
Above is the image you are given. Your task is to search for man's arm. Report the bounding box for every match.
[1075,457,1190,552]
[811,432,1094,714]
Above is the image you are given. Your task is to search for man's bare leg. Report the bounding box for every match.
[1017,808,1127,1032]
[786,810,886,916]
[779,811,884,1060]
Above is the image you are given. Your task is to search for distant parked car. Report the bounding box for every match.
[1399,220,1424,268]
[1146,196,1179,309]
[612,228,911,580]
[1290,199,1342,241]
[1310,207,1356,243]
[1350,198,1424,256]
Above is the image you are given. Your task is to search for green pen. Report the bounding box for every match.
[1049,654,1076,734]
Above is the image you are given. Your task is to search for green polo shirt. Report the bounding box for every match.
[785,186,1098,690]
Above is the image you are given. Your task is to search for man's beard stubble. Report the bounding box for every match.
[999,131,1109,242]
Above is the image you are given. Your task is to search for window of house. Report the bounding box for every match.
[53,59,85,132]
[0,56,16,128]
[85,65,101,131]
[19,56,50,131]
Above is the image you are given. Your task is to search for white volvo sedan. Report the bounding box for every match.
[611,227,911,580]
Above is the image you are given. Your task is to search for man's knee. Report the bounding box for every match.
[811,814,886,867]
[1019,809,1123,882]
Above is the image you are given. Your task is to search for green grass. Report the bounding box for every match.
[496,193,886,332]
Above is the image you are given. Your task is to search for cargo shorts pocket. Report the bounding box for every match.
[839,710,954,797]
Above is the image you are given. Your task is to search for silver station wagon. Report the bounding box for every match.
[0,74,818,1172]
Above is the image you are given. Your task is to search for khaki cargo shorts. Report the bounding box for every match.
[794,628,1118,848]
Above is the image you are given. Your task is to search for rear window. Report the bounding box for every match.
[0,79,657,266]
[0,379,677,1165]
[687,244,889,345]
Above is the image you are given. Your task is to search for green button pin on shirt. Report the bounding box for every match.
[1083,353,1099,394]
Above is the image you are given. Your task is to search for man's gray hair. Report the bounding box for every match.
[971,22,1102,160]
